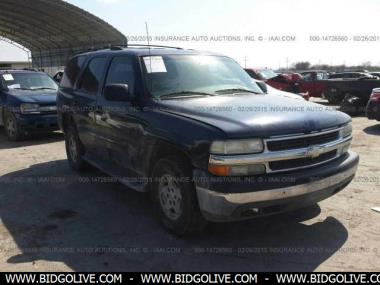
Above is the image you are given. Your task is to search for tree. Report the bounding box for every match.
[294,61,311,70]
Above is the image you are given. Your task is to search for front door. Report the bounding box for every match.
[94,55,146,177]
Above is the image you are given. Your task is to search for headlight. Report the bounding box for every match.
[340,123,352,138]
[20,103,40,114]
[210,139,264,155]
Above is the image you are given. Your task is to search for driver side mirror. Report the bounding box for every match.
[104,84,131,101]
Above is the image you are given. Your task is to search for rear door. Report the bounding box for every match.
[72,56,108,152]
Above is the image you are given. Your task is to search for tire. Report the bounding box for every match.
[325,91,342,104]
[340,93,362,116]
[65,124,88,172]
[151,156,207,235]
[4,112,24,141]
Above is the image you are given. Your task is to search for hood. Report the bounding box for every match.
[5,89,57,104]
[155,93,350,138]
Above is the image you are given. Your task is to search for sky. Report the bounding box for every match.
[2,0,380,68]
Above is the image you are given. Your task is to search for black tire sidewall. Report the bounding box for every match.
[65,125,86,171]
[326,90,342,104]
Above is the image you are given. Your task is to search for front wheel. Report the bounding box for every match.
[151,156,207,235]
[4,112,24,141]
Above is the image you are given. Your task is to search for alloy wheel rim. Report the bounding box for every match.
[6,117,16,137]
[158,174,183,221]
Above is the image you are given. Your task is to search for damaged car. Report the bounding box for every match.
[58,46,359,235]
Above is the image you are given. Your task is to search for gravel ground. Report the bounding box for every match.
[0,100,379,272]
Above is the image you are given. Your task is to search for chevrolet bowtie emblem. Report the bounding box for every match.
[306,146,323,158]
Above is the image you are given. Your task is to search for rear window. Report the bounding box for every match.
[60,56,86,89]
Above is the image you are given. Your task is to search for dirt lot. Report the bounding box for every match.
[0,101,379,272]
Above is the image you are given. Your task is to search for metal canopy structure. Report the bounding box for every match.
[0,0,127,73]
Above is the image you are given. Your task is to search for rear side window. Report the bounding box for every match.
[78,57,107,95]
[60,56,85,89]
[105,57,136,95]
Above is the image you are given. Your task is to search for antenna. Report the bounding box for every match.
[145,21,153,92]
[145,22,152,72]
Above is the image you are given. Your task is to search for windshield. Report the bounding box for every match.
[1,72,58,91]
[258,69,277,80]
[142,55,263,98]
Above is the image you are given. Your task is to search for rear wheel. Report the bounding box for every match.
[151,156,207,235]
[325,92,342,104]
[65,124,88,171]
[340,93,363,116]
[4,112,24,141]
[324,88,344,105]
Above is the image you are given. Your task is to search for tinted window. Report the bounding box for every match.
[60,56,85,88]
[105,57,136,94]
[79,57,107,95]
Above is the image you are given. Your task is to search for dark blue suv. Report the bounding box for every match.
[58,46,359,235]
[0,70,59,141]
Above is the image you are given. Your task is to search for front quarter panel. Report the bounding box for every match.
[140,108,227,170]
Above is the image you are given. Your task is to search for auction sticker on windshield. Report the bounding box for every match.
[2,74,14,81]
[143,56,167,73]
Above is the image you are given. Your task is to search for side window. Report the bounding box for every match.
[60,56,86,89]
[105,56,136,95]
[78,57,107,95]
[316,73,324,80]
[303,73,312,82]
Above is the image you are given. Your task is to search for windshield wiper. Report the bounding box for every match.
[159,91,215,99]
[13,87,33,90]
[30,87,57,90]
[215,88,261,94]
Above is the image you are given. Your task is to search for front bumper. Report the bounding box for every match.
[195,151,359,222]
[366,100,380,121]
[16,113,59,132]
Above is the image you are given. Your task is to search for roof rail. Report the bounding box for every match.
[110,44,183,50]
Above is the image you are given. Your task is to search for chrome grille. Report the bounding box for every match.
[209,126,352,174]
[267,131,340,151]
[263,127,350,173]
[269,150,338,171]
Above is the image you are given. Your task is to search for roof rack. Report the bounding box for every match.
[110,44,183,50]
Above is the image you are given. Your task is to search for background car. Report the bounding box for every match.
[366,88,380,121]
[328,72,378,80]
[0,70,59,141]
[53,70,64,83]
[298,70,329,98]
[244,68,278,81]
[254,79,308,100]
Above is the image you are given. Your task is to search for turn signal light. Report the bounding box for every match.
[208,165,231,176]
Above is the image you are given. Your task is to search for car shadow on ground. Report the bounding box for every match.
[0,160,348,272]
[0,129,63,149]
[363,123,380,135]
